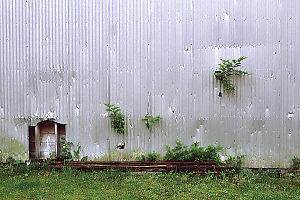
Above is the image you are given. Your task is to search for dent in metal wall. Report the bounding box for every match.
[0,0,300,167]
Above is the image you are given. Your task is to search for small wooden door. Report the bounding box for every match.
[29,121,65,159]
[39,121,56,159]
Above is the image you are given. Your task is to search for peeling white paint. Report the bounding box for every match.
[44,111,56,120]
[224,12,229,21]
[0,107,4,118]
[265,107,270,118]
[287,112,294,119]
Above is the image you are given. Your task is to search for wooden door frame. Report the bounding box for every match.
[29,120,65,159]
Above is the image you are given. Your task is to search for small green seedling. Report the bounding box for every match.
[142,115,162,129]
[73,143,81,161]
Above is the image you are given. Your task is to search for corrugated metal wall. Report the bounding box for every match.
[0,0,300,167]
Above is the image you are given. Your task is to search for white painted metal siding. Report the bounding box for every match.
[0,0,300,167]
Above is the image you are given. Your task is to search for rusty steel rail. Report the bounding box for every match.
[47,161,233,172]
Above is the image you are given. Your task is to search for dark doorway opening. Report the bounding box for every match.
[29,121,66,159]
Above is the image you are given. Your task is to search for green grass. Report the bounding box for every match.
[0,169,299,200]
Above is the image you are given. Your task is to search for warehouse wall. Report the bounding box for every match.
[0,0,299,167]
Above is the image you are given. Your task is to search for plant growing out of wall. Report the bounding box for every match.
[142,115,162,129]
[104,103,125,133]
[214,57,251,95]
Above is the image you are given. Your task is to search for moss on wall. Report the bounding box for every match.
[0,136,28,161]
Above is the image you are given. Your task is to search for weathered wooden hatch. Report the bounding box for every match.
[29,121,66,159]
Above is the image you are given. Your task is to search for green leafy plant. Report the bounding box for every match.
[58,138,73,161]
[163,141,223,164]
[203,145,224,164]
[6,156,16,164]
[137,152,161,161]
[225,155,246,173]
[57,138,85,161]
[164,141,190,162]
[214,57,250,93]
[81,156,88,161]
[104,103,125,133]
[142,115,162,129]
[73,143,82,161]
[292,156,300,170]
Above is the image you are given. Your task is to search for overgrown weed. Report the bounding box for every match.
[137,152,161,161]
[164,141,223,163]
